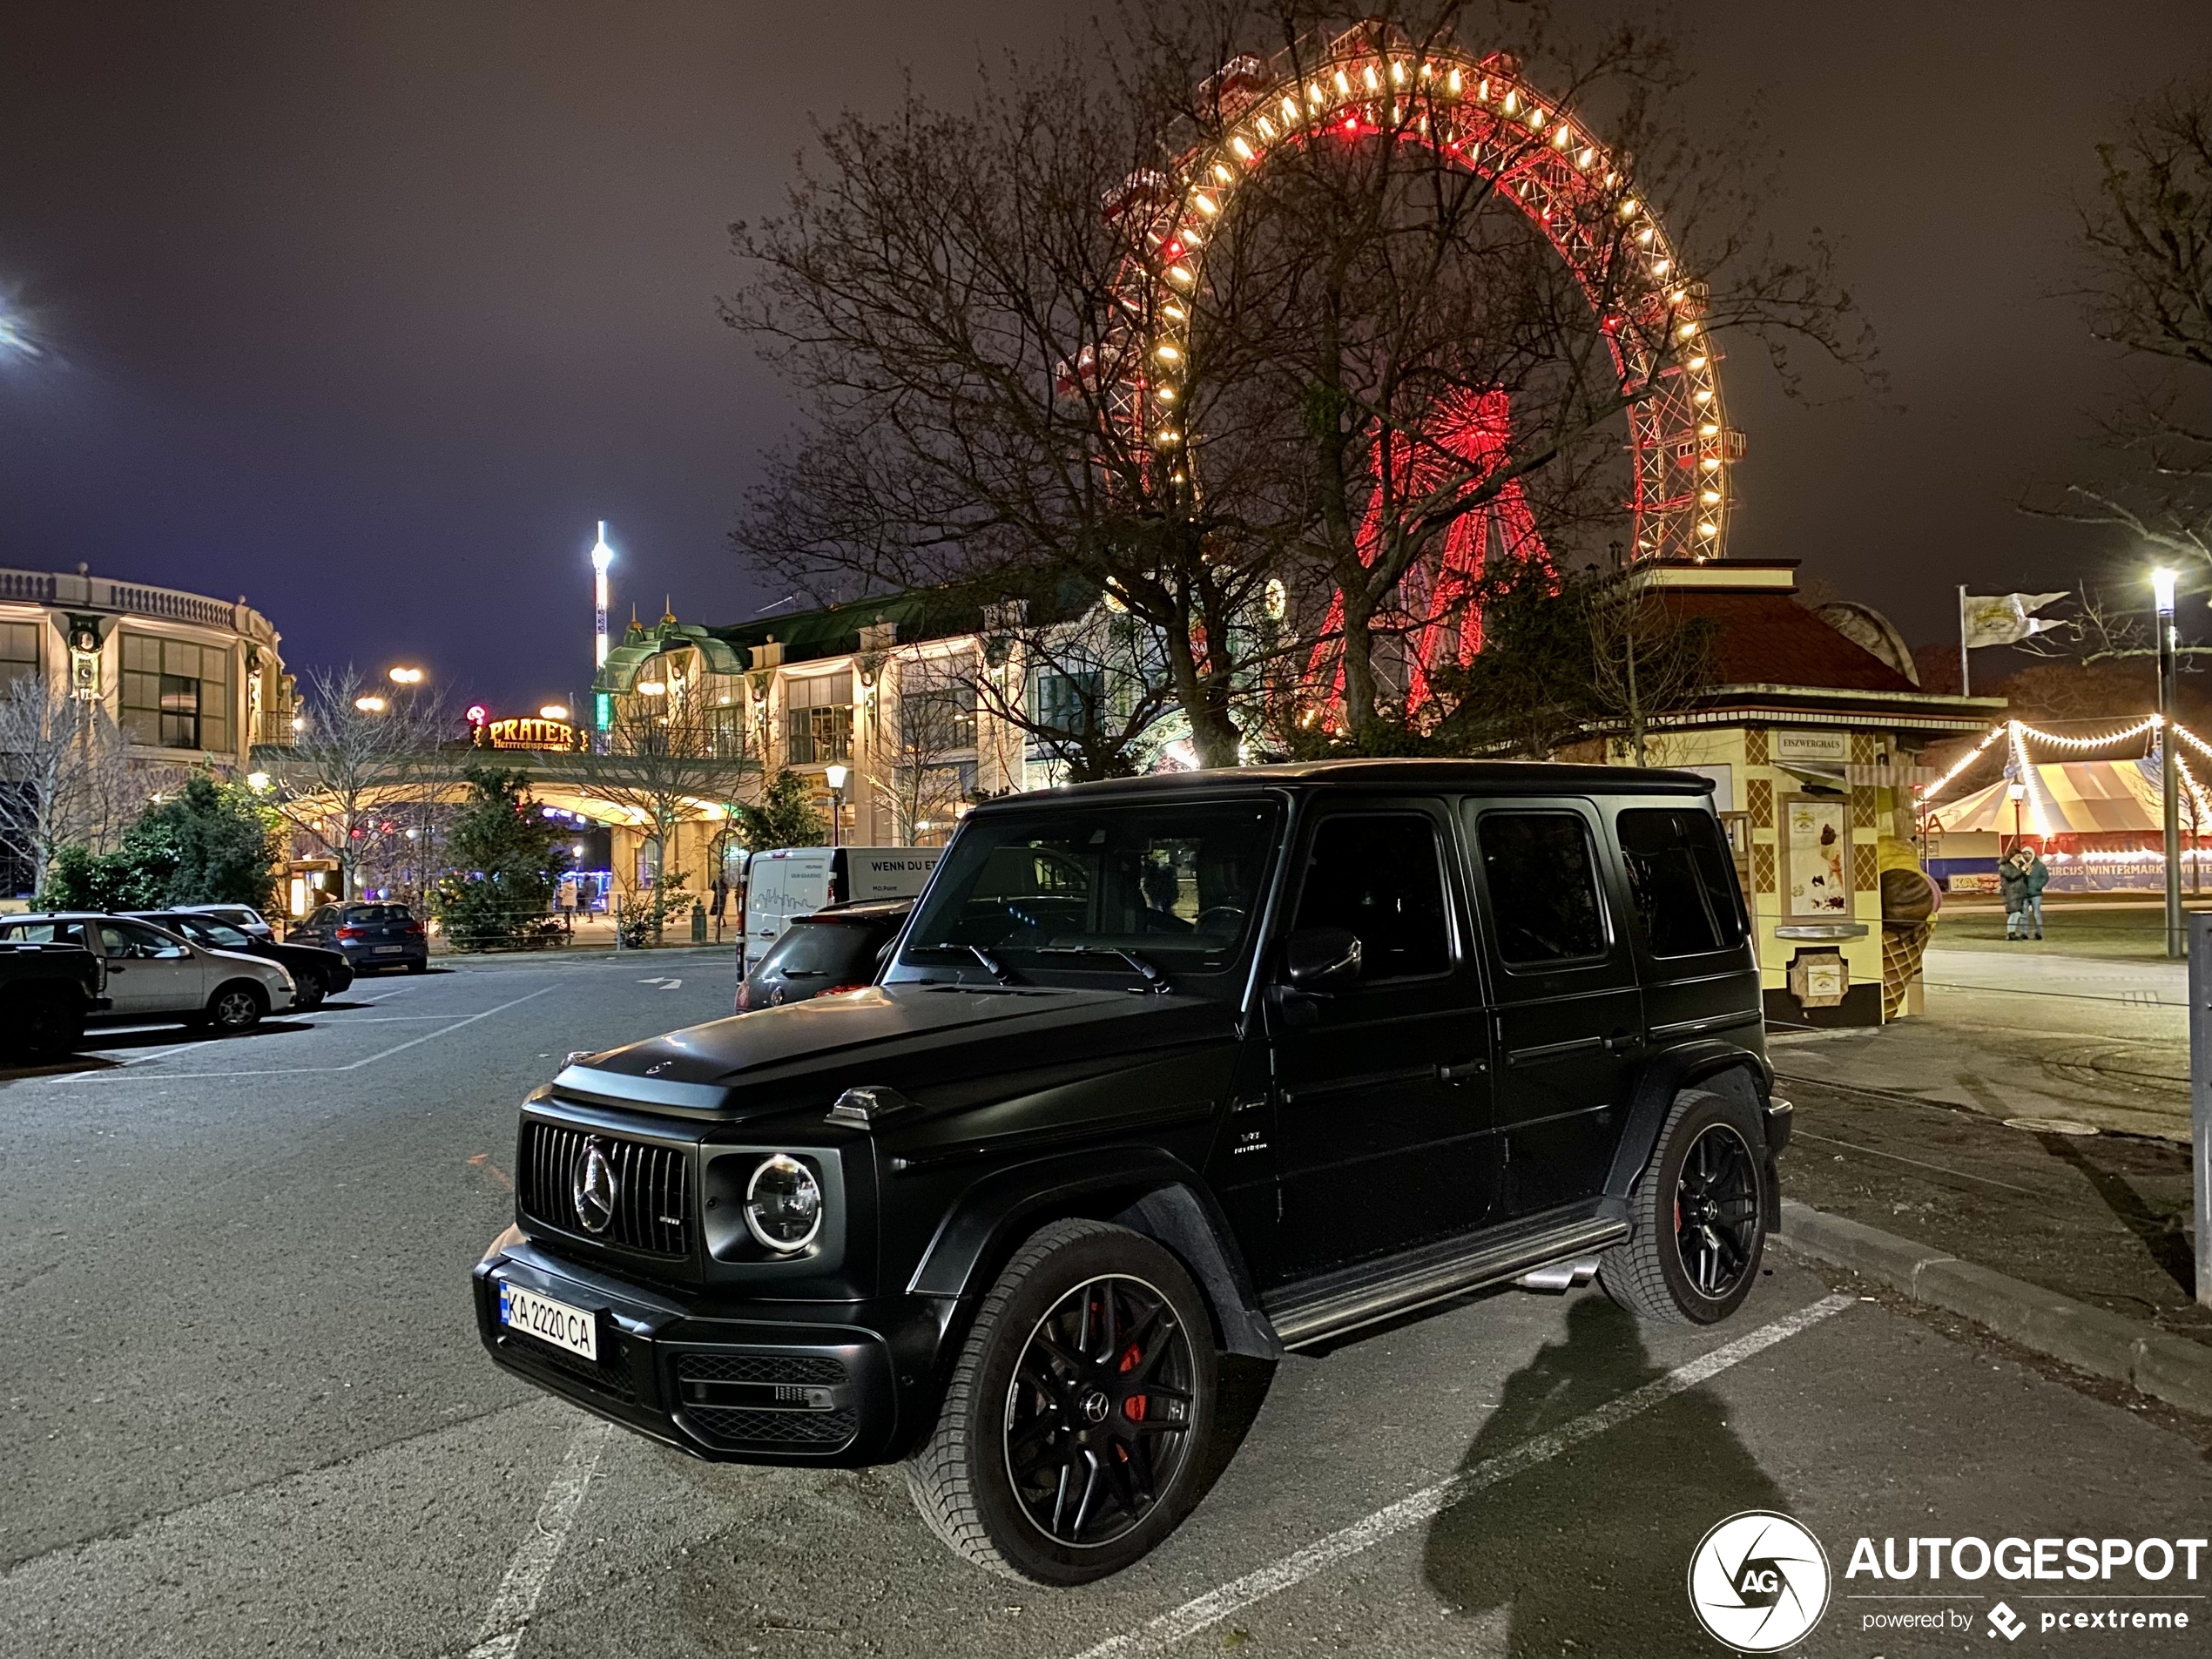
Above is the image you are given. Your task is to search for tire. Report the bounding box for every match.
[906,1219,1219,1585]
[292,973,326,1011]
[206,981,266,1033]
[1599,1087,1770,1325]
[405,959,428,974]
[9,989,84,1061]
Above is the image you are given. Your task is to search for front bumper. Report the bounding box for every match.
[473,1229,943,1467]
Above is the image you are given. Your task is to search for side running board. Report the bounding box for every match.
[1266,1212,1628,1348]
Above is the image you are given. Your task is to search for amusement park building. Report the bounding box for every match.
[1562,561,2004,1028]
[0,563,291,775]
[587,595,1062,897]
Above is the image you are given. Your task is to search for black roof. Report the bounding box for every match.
[974,757,1716,808]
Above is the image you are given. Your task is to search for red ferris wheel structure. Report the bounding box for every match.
[1092,25,1746,713]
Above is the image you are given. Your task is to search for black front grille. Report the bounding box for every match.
[674,1352,856,1450]
[518,1121,692,1257]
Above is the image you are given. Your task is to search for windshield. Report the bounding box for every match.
[753,918,894,985]
[897,799,1278,980]
[179,919,253,949]
[344,905,412,922]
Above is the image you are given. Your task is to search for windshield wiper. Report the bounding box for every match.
[1035,945,1169,988]
[967,944,1021,983]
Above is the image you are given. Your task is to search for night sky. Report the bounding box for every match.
[3,3,2209,712]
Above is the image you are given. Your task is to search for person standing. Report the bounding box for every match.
[2020,845,2049,940]
[1999,848,2030,941]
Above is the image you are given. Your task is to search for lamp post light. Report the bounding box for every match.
[388,665,424,686]
[2156,566,2183,959]
[825,762,848,848]
[354,694,388,714]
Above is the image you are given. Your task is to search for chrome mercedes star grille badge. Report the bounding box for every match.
[572,1136,618,1235]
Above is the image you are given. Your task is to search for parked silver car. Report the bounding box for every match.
[0,914,295,1031]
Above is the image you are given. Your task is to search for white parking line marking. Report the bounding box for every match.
[465,1415,613,1659]
[1072,1293,1855,1659]
[44,986,560,1082]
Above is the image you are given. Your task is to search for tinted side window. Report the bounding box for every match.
[1292,813,1450,981]
[1477,812,1608,966]
[1618,808,1744,957]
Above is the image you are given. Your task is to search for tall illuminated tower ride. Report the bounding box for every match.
[590,521,615,735]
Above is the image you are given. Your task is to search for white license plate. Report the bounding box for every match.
[374,944,403,954]
[497,1281,598,1361]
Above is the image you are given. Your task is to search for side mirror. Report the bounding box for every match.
[1283,927,1362,993]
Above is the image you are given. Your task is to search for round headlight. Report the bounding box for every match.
[744,1154,824,1252]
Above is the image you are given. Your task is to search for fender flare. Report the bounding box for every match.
[906,1145,1281,1360]
[1604,1039,1774,1211]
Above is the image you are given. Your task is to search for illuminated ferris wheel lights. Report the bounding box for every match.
[1447,67,1464,94]
[1389,58,1406,86]
[1155,385,1177,403]
[1689,354,1709,370]
[1501,88,1519,114]
[1635,226,1656,245]
[1618,198,1639,217]
[1680,321,1703,339]
[1701,489,1722,506]
[1154,343,1182,362]
[1699,421,1720,435]
[1257,116,1277,139]
[1700,455,1723,469]
[1652,260,1673,277]
[1697,521,1718,538]
[1165,264,1194,287]
[1280,95,1300,123]
[1333,69,1352,97]
[1231,136,1256,161]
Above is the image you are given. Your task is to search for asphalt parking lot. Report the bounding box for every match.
[3,953,2209,1657]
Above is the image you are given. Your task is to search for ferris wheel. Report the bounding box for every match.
[1100,25,1744,567]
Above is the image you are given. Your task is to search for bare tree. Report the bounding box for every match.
[1585,581,1716,766]
[970,601,1186,782]
[867,655,977,843]
[0,672,162,900]
[263,666,447,900]
[724,8,1315,768]
[570,691,761,895]
[2038,81,2212,571]
[726,1,1873,760]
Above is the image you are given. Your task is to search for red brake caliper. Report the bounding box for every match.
[1118,1343,1145,1420]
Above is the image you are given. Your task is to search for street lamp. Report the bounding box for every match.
[388,665,424,685]
[2155,567,2182,958]
[354,694,388,713]
[825,762,848,848]
[540,704,570,721]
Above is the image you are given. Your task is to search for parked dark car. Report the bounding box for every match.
[130,911,354,1009]
[735,900,910,1014]
[474,760,1788,1585]
[288,901,428,974]
[0,938,109,1060]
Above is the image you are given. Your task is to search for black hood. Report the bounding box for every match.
[549,982,1238,1122]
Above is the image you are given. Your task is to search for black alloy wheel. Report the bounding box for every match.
[1599,1086,1770,1325]
[207,983,265,1033]
[292,972,326,1010]
[1672,1123,1760,1301]
[907,1218,1219,1584]
[1004,1274,1199,1549]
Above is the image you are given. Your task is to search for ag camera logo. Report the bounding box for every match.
[1688,1511,1831,1652]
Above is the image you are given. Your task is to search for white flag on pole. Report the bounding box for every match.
[1960,591,2067,650]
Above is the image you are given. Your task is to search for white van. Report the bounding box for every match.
[739,846,944,971]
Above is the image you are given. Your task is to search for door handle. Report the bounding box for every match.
[1437,1059,1488,1083]
[1602,1031,1643,1054]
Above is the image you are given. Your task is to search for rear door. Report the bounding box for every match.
[1267,800,1496,1284]
[1614,803,1761,1044]
[1465,800,1642,1217]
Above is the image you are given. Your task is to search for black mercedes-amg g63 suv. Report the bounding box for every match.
[474,759,1790,1583]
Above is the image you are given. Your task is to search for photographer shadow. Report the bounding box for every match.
[1422,1295,1788,1656]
